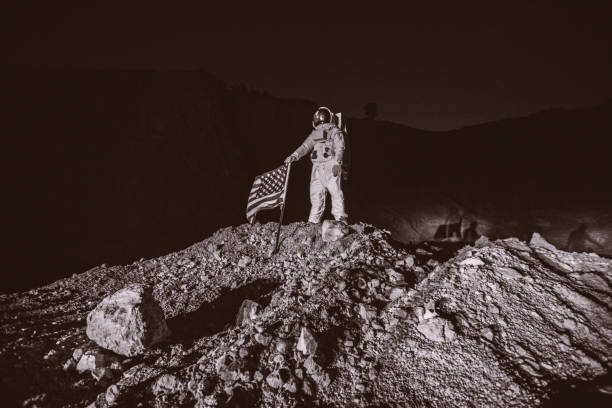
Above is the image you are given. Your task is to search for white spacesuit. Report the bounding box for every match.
[285,107,347,223]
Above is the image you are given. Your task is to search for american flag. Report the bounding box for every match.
[246,164,289,223]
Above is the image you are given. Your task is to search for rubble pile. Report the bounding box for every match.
[1,222,610,407]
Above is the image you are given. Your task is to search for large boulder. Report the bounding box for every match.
[86,284,170,356]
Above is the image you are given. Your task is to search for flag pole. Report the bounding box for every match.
[272,162,292,255]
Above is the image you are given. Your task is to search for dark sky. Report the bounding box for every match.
[4,3,611,130]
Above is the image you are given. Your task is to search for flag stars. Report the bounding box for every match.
[256,168,285,198]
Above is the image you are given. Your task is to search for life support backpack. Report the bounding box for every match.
[333,112,351,180]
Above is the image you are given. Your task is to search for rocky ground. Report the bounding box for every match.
[1,221,611,407]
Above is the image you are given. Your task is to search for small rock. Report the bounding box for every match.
[498,267,522,279]
[235,299,260,326]
[72,348,84,361]
[239,371,251,382]
[529,233,557,251]
[304,356,321,374]
[387,317,399,328]
[297,327,318,355]
[219,368,238,383]
[273,354,285,365]
[92,367,113,381]
[215,354,240,383]
[254,333,271,346]
[403,255,415,268]
[311,371,331,388]
[215,354,230,373]
[389,287,406,301]
[283,378,298,393]
[598,385,612,395]
[77,352,107,373]
[539,362,553,371]
[417,317,456,343]
[154,374,182,394]
[475,236,490,247]
[302,379,314,396]
[275,340,290,354]
[480,327,494,341]
[385,269,405,284]
[110,360,123,371]
[63,358,76,371]
[359,304,378,322]
[105,384,120,405]
[427,259,439,267]
[266,371,283,389]
[322,220,348,242]
[562,318,577,331]
[459,257,485,267]
[202,394,219,407]
[238,256,252,268]
[520,363,542,377]
[351,224,366,234]
[22,393,48,406]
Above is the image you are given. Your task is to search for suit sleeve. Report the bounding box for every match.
[291,131,316,160]
[332,128,345,163]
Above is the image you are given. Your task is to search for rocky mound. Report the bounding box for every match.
[1,222,611,407]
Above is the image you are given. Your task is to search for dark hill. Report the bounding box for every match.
[4,69,612,292]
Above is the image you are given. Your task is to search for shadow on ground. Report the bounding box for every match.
[543,372,612,407]
[167,279,279,345]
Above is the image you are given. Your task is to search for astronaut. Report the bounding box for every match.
[285,107,348,224]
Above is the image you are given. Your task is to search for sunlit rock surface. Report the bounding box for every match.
[86,284,170,357]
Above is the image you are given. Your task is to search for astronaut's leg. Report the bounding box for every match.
[308,165,326,223]
[325,162,347,221]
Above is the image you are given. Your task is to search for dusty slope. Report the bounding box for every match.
[0,222,610,407]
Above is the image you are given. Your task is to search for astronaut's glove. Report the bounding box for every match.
[284,155,297,165]
[332,164,341,177]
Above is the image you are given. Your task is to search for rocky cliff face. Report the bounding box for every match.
[1,222,610,407]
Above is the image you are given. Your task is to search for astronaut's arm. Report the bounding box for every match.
[290,132,316,161]
[332,129,345,164]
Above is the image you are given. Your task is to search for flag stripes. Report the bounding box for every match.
[246,164,289,223]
